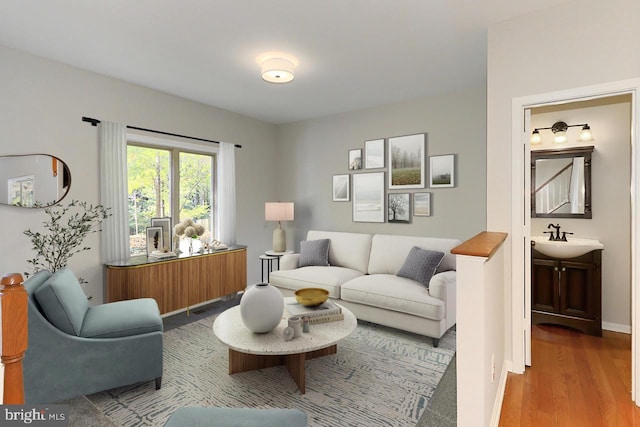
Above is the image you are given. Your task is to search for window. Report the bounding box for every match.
[127,137,216,257]
[9,175,34,206]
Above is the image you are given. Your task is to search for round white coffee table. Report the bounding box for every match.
[213,301,357,394]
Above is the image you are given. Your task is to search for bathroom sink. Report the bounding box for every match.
[531,236,604,258]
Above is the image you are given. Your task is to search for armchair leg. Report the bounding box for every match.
[432,338,439,348]
[155,376,162,390]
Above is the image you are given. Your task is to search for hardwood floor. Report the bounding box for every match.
[499,324,640,426]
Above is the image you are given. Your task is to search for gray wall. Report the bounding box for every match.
[275,86,487,249]
[0,44,277,302]
[0,46,488,303]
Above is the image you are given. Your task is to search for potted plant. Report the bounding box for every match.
[24,200,111,294]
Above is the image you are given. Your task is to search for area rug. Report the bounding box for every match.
[88,315,455,427]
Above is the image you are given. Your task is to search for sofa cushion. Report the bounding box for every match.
[307,231,372,274]
[269,266,364,298]
[341,274,445,321]
[80,298,163,338]
[34,268,89,336]
[368,234,461,275]
[299,239,330,267]
[23,270,53,296]
[396,246,445,287]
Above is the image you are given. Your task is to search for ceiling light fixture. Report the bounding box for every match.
[530,121,594,145]
[260,57,295,84]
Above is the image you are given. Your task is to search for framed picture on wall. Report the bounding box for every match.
[414,192,431,216]
[352,172,385,223]
[349,149,363,170]
[388,133,426,189]
[388,193,410,223]
[151,217,172,251]
[146,226,164,255]
[364,138,385,169]
[429,154,455,188]
[332,174,350,201]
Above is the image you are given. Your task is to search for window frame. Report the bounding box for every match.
[127,132,218,255]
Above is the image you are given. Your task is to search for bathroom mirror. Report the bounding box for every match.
[531,146,593,219]
[0,154,71,208]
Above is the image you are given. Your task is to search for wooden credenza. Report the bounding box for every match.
[105,246,247,315]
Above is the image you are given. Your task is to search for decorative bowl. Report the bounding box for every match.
[294,288,329,307]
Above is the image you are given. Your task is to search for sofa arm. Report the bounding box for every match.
[279,253,300,270]
[429,270,457,329]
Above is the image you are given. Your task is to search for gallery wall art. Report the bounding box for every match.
[333,132,455,224]
[352,172,385,223]
[332,174,350,201]
[364,139,385,169]
[429,154,455,188]
[388,133,425,189]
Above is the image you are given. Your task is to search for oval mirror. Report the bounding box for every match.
[0,154,71,208]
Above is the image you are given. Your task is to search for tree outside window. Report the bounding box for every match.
[127,144,215,257]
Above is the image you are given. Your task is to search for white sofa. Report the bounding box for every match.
[269,230,461,347]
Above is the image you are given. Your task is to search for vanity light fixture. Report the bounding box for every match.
[260,57,295,84]
[530,121,594,145]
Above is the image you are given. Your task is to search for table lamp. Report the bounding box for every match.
[265,202,294,252]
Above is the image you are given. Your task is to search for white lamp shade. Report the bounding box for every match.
[530,130,542,145]
[553,131,567,144]
[265,202,294,221]
[579,125,593,142]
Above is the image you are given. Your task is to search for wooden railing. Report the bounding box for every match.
[1,273,27,404]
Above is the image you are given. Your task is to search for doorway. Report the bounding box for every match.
[529,94,632,332]
[511,79,640,403]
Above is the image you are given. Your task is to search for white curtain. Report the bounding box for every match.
[99,121,130,262]
[216,141,237,245]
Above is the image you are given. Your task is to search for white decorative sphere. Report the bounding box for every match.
[240,283,284,333]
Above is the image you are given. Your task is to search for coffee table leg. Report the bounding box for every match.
[228,348,283,374]
[284,353,306,394]
[227,345,338,394]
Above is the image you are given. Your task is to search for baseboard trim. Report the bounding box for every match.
[602,321,631,334]
[490,361,510,427]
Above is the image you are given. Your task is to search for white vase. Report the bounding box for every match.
[240,283,284,333]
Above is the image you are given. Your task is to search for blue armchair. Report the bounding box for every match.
[23,268,163,404]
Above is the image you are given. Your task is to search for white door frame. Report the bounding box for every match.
[511,78,640,403]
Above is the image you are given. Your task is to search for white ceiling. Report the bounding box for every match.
[0,0,570,124]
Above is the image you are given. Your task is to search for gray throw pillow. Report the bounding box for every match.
[299,239,330,267]
[396,246,445,287]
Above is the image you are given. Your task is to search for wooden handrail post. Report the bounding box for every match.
[1,273,28,404]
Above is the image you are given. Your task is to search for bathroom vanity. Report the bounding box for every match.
[531,246,602,336]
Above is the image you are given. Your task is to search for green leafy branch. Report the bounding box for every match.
[24,200,111,284]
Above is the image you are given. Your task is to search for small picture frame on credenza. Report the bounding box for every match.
[146,226,164,255]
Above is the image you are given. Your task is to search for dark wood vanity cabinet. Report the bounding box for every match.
[531,248,602,336]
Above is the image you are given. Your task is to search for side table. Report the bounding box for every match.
[259,254,278,282]
[260,250,293,283]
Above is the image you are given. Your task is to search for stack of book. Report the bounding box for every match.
[285,298,344,324]
[149,251,177,260]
